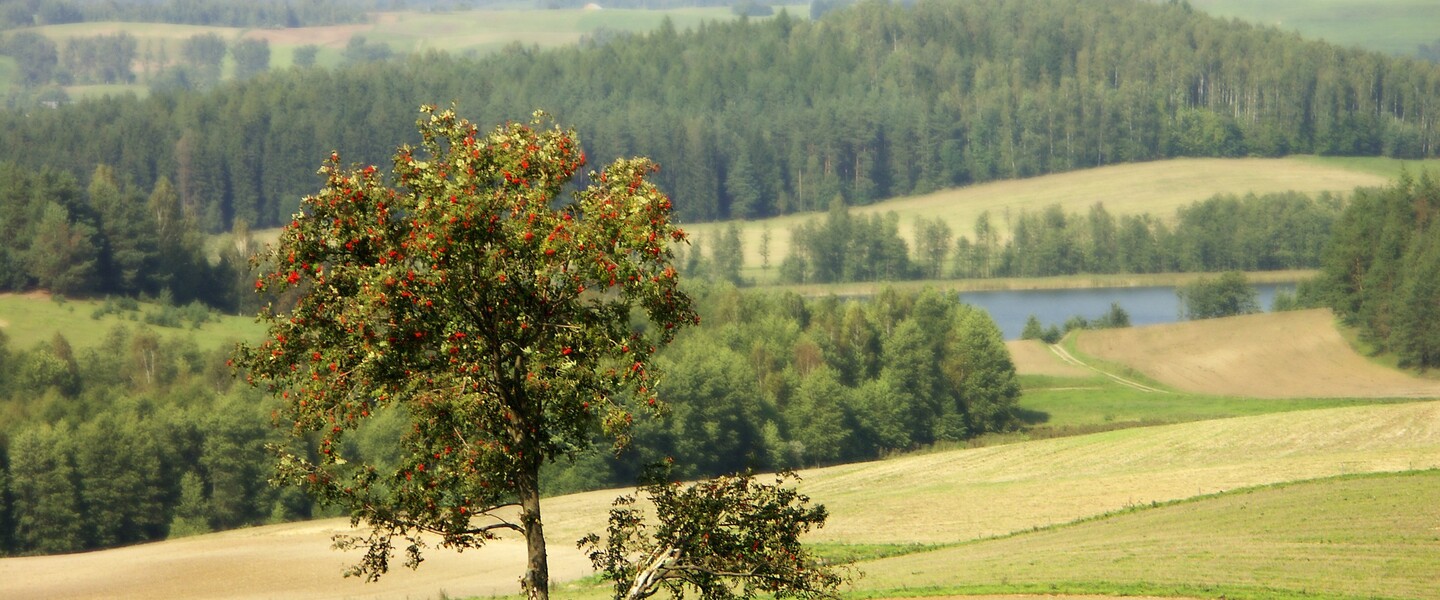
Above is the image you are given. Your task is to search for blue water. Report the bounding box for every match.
[959,284,1296,340]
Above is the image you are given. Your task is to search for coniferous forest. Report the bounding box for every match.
[1,0,1439,235]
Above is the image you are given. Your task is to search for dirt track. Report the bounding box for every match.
[1006,339,1089,378]
[1075,309,1440,398]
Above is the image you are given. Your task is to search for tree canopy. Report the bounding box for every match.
[4,0,1440,230]
[234,107,697,598]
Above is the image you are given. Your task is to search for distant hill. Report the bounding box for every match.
[1189,0,1440,57]
[6,0,1440,234]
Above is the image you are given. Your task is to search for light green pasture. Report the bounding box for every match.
[0,293,263,352]
[1190,0,1440,56]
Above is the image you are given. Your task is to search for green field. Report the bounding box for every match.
[1014,373,1402,436]
[0,293,263,352]
[1189,0,1440,56]
[855,470,1440,599]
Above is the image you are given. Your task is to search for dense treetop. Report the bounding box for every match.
[3,0,1439,232]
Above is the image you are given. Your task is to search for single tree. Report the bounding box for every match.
[235,107,696,600]
[580,469,846,600]
[1178,271,1259,320]
[1020,315,1045,341]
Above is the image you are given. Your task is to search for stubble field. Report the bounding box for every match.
[1074,308,1440,398]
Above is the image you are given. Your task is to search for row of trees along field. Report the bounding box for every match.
[2,0,1440,231]
[0,0,366,28]
[772,191,1341,284]
[0,162,254,310]
[0,284,1017,555]
[1312,173,1440,370]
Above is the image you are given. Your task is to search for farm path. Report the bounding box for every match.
[1048,342,1167,393]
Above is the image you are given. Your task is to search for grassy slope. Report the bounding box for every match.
[855,470,1440,599]
[1189,0,1440,56]
[0,293,262,352]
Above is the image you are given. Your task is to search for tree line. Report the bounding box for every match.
[547,284,1020,490]
[0,0,366,29]
[773,191,1342,284]
[1311,173,1440,370]
[3,0,1440,231]
[0,324,300,555]
[0,162,254,311]
[1,29,274,99]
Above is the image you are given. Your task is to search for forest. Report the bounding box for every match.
[1,0,1439,233]
[0,284,1016,555]
[1311,173,1440,370]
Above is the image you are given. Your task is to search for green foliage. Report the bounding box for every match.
[782,201,914,284]
[580,470,847,600]
[231,38,270,80]
[982,193,1340,279]
[6,0,1438,233]
[712,222,745,285]
[1020,315,1045,341]
[1,31,58,86]
[7,423,83,554]
[1178,271,1260,320]
[58,32,136,85]
[167,471,213,538]
[1318,174,1440,369]
[1021,303,1129,344]
[0,163,224,306]
[235,107,696,596]
[9,0,368,28]
[0,320,280,556]
[610,284,1020,477]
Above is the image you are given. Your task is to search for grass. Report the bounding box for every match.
[1014,373,1404,433]
[853,470,1440,599]
[1189,0,1440,56]
[1297,155,1440,179]
[0,56,16,97]
[0,293,263,352]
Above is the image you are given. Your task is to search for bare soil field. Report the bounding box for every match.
[0,516,594,600]
[1074,308,1440,398]
[1006,339,1089,378]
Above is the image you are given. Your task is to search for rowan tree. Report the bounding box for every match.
[234,106,697,600]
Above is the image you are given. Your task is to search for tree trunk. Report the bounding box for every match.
[519,463,549,600]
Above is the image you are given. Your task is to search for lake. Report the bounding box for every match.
[960,283,1297,340]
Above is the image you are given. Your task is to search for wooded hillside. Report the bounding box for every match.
[3,0,1439,231]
